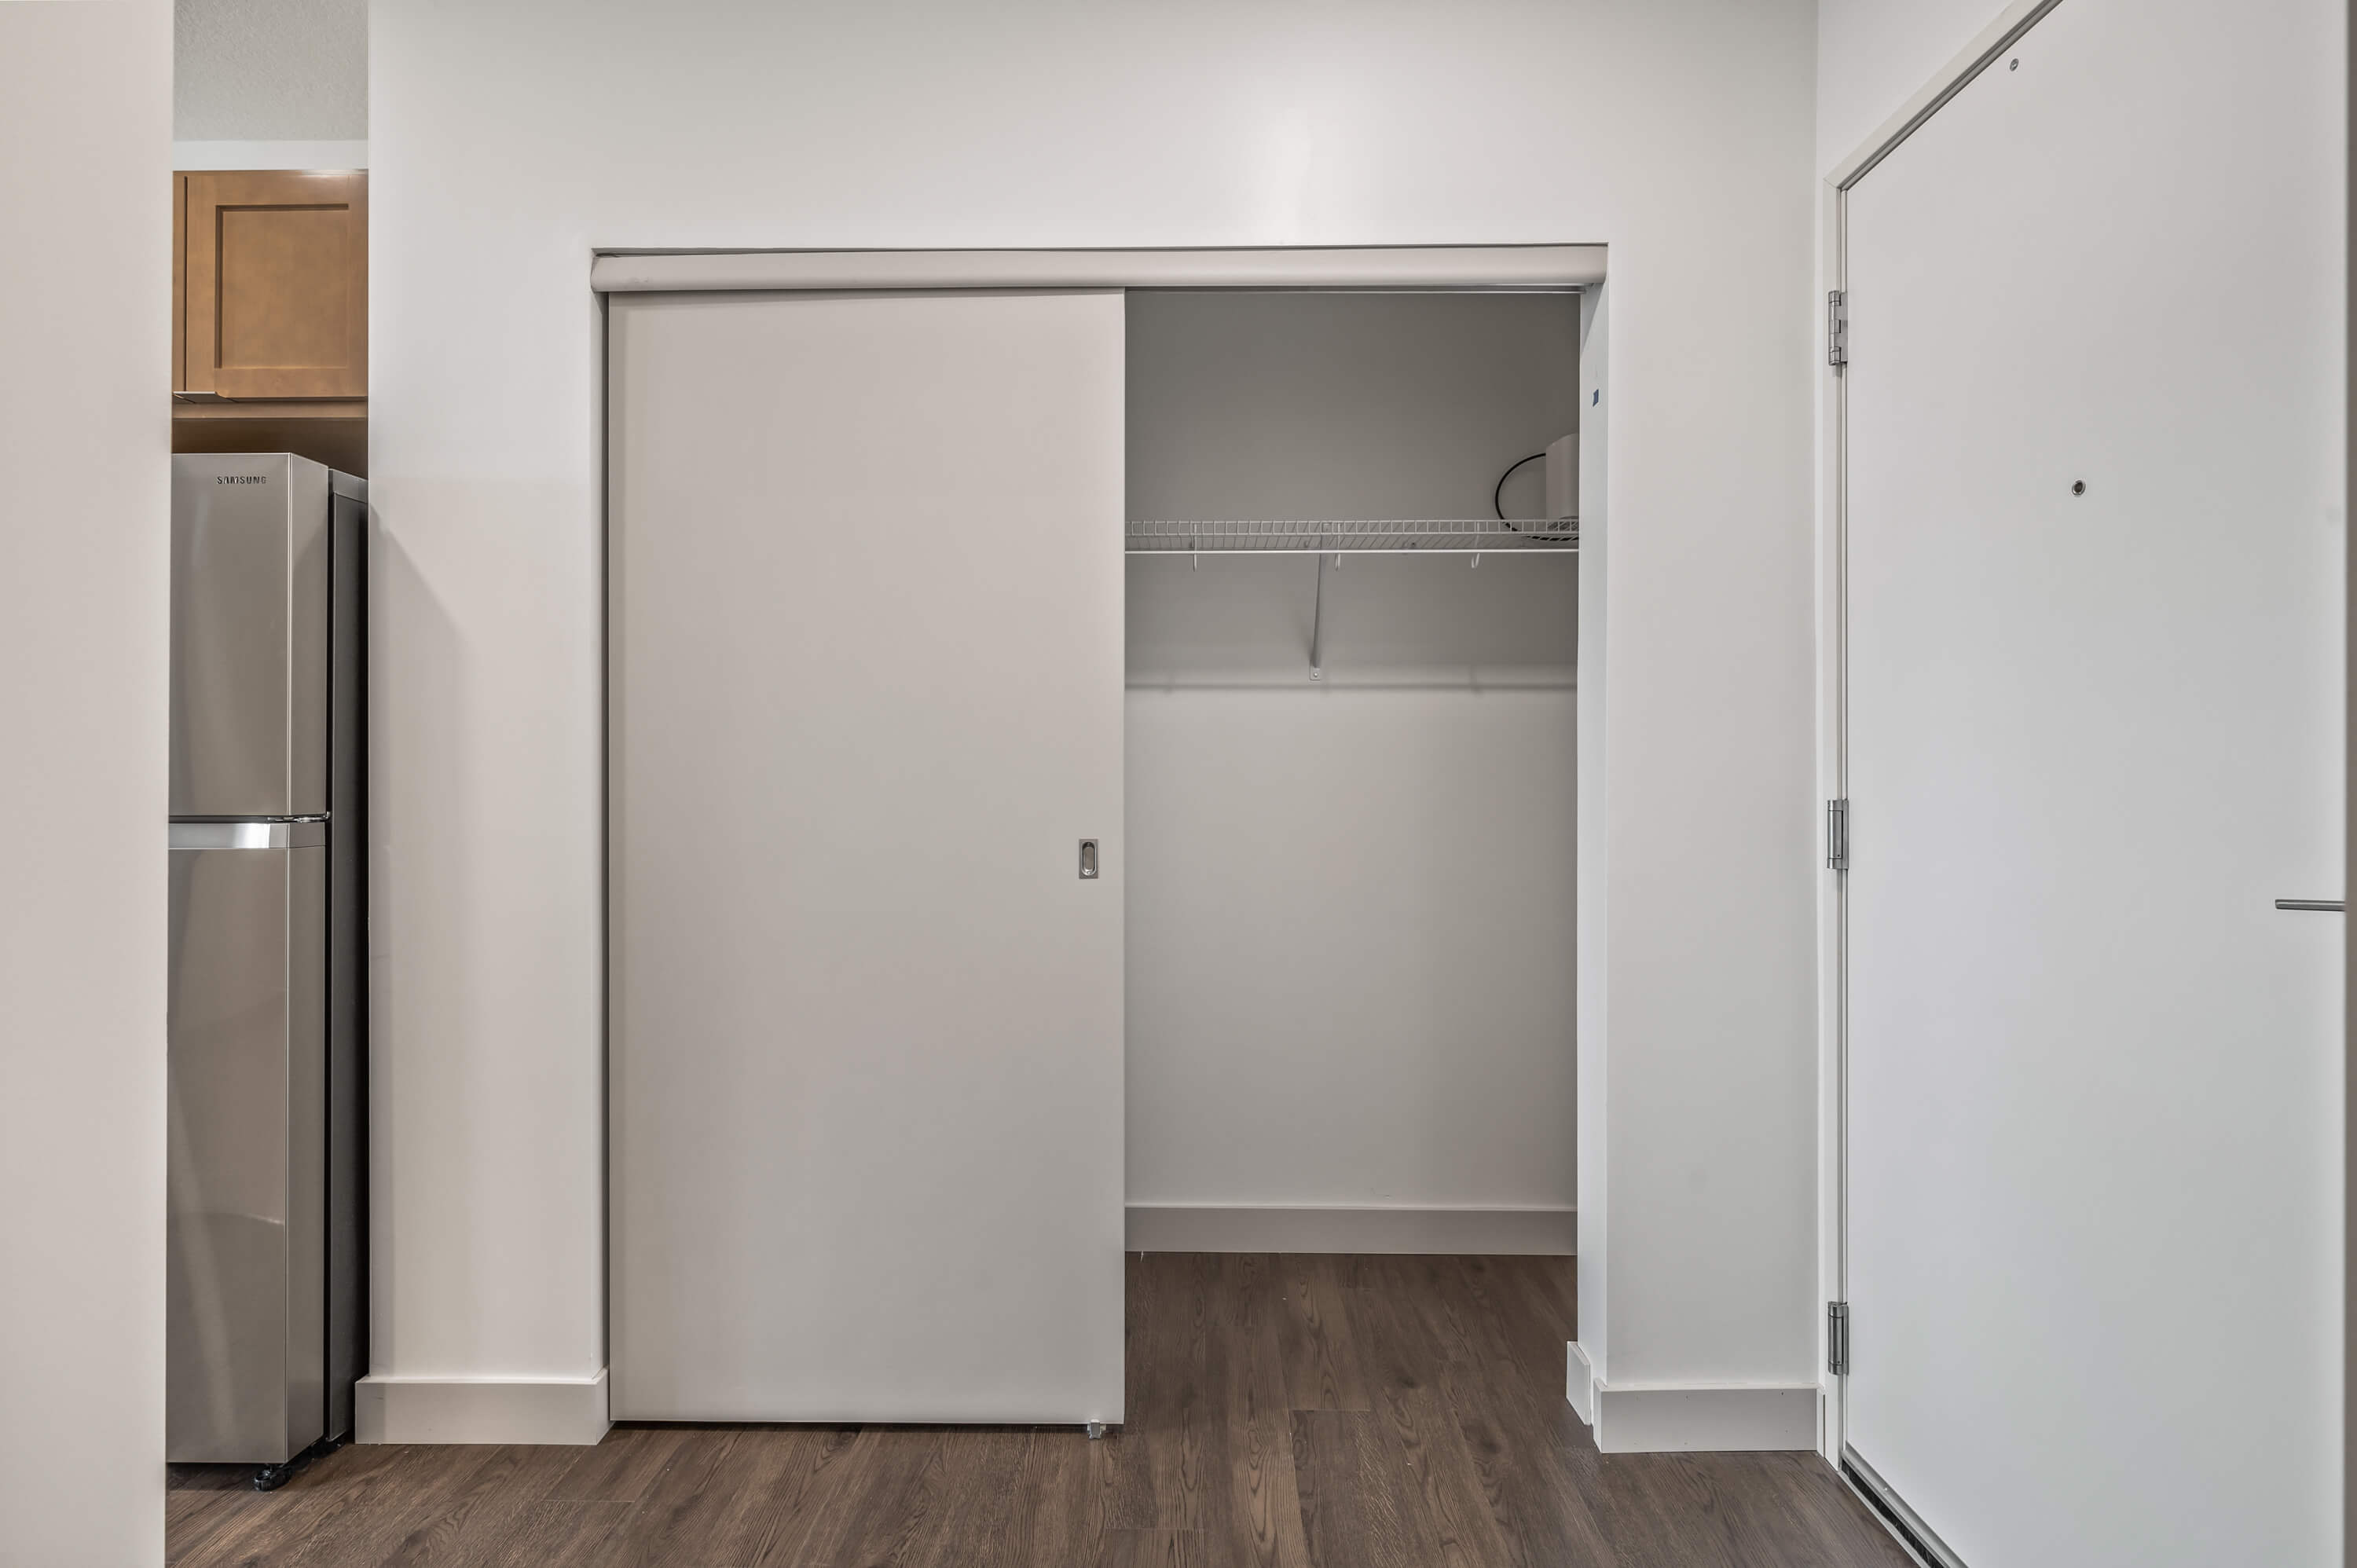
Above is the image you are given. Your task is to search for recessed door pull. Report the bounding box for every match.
[2275,898,2344,912]
[1078,839,1100,880]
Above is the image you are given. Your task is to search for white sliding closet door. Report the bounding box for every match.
[1843,1,2341,1562]
[608,290,1126,1423]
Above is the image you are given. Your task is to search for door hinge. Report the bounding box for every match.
[1828,1301,1850,1375]
[1827,798,1849,871]
[1827,290,1848,368]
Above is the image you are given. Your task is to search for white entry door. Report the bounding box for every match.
[607,289,1127,1423]
[1843,1,2341,1562]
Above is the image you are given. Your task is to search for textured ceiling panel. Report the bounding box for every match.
[175,0,365,141]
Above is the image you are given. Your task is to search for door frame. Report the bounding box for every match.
[588,240,1610,1409]
[1816,0,2066,1484]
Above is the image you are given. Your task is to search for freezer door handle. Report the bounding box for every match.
[170,820,328,850]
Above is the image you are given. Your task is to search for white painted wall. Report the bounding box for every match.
[1816,0,2011,172]
[1124,292,1580,1242]
[0,2,172,1561]
[371,0,1821,1431]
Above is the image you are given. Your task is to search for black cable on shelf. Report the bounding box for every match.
[1492,452,1548,528]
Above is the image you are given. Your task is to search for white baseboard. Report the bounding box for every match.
[354,1368,610,1445]
[1124,1203,1576,1255]
[1579,1379,1817,1454]
[1566,1339,1598,1425]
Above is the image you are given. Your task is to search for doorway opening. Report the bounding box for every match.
[1122,287,1582,1259]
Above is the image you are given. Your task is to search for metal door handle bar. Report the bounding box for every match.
[170,819,328,850]
[2275,899,2345,912]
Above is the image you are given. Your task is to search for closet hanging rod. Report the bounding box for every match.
[1126,518,1578,555]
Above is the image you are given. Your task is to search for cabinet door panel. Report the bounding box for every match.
[173,172,186,391]
[184,170,366,400]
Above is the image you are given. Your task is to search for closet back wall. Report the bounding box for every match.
[1125,291,1580,1253]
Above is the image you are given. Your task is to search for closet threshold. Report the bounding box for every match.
[1126,518,1578,555]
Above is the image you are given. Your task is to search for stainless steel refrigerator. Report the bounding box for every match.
[167,454,365,1479]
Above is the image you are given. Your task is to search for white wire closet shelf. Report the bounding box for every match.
[1126,518,1578,555]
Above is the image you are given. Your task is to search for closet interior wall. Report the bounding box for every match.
[1125,290,1582,1254]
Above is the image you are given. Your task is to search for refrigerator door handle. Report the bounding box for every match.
[170,820,328,850]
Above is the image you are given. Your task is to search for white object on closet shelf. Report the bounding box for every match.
[1543,433,1578,521]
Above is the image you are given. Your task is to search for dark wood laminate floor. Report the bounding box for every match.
[169,1255,1908,1567]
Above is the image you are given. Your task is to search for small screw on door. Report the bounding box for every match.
[1078,839,1100,880]
[2072,479,2086,495]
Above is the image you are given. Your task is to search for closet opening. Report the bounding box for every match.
[600,251,1600,1427]
[1123,288,1583,1258]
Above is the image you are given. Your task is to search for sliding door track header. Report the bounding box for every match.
[588,245,1607,295]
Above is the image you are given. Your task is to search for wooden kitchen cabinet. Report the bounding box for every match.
[175,170,366,400]
[174,170,367,474]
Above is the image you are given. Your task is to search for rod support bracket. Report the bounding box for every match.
[1308,551,1329,680]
